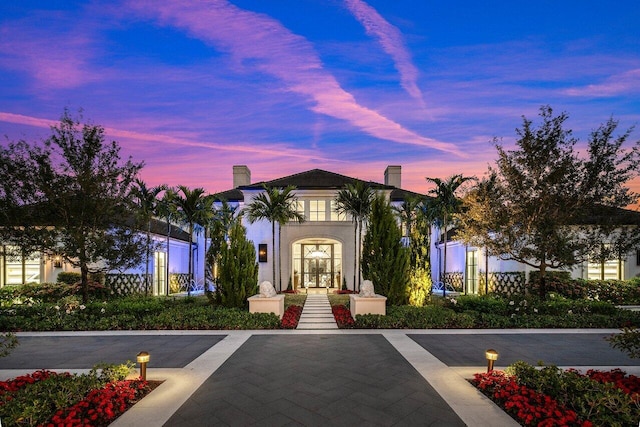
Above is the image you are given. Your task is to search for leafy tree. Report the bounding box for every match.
[334,182,375,291]
[0,110,146,303]
[426,174,475,295]
[245,185,304,290]
[172,186,212,295]
[457,106,640,297]
[206,199,239,291]
[361,194,410,305]
[215,221,258,308]
[403,197,435,306]
[131,179,166,295]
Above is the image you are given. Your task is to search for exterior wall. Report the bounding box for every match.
[432,225,640,293]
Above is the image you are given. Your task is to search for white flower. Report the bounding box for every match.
[534,308,538,313]
[54,305,60,311]
[100,308,106,314]
[65,309,71,314]
[450,298,457,305]
[79,305,86,310]
[568,309,573,314]
[509,301,515,306]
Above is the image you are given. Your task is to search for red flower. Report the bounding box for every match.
[332,305,354,328]
[281,305,303,329]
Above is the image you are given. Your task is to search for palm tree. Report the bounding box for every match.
[245,185,304,291]
[131,179,167,295]
[426,175,474,296]
[334,182,375,291]
[173,186,212,296]
[207,200,239,287]
[156,187,177,294]
[392,196,419,241]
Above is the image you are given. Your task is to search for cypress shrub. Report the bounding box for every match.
[215,222,258,308]
[361,195,410,305]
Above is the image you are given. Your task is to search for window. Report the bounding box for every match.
[587,259,622,280]
[1,246,41,286]
[309,200,326,221]
[330,200,347,221]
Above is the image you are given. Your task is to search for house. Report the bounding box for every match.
[0,218,204,296]
[434,205,640,295]
[216,165,418,291]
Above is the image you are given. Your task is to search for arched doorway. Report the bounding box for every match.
[292,239,342,291]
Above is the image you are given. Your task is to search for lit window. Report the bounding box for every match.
[309,200,326,221]
[587,259,621,280]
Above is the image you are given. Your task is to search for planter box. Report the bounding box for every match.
[248,294,285,319]
[349,294,387,317]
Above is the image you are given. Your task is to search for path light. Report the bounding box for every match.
[137,351,150,380]
[485,349,498,372]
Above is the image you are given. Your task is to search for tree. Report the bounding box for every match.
[131,179,166,295]
[398,197,435,306]
[155,187,178,293]
[172,186,212,296]
[214,221,258,308]
[206,200,239,290]
[334,182,375,291]
[426,174,475,296]
[361,194,410,305]
[457,106,640,297]
[245,185,304,291]
[0,110,146,303]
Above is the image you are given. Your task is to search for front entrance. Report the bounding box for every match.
[292,240,342,290]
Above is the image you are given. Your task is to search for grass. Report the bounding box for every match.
[284,294,307,309]
[328,294,350,307]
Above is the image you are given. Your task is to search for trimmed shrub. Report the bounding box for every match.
[56,272,82,285]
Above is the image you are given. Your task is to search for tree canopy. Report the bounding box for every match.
[457,106,640,295]
[0,110,146,302]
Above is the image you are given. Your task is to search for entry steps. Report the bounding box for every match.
[296,294,338,329]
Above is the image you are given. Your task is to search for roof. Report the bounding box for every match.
[148,218,191,242]
[239,169,395,191]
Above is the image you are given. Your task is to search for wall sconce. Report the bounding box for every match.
[137,351,150,380]
[53,254,63,268]
[485,349,499,372]
[258,244,267,263]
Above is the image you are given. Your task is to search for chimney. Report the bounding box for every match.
[233,165,251,188]
[384,165,401,188]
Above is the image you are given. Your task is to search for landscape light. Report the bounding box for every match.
[137,351,150,380]
[485,349,499,372]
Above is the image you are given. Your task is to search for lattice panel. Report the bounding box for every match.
[479,272,526,296]
[106,274,149,296]
[169,273,190,294]
[442,272,463,292]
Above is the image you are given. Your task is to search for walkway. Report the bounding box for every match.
[296,293,338,330]
[2,329,638,426]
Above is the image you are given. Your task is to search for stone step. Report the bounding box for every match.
[296,293,338,330]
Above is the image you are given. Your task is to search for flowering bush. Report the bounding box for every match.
[473,370,590,426]
[281,305,303,328]
[333,289,356,294]
[0,364,150,426]
[48,379,149,426]
[0,370,63,397]
[332,305,354,328]
[475,362,640,426]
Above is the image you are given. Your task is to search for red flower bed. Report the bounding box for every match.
[583,368,640,400]
[46,379,149,427]
[281,305,303,328]
[473,371,592,426]
[0,370,65,397]
[332,305,355,328]
[333,289,356,294]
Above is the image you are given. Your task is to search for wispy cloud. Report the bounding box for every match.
[563,69,640,97]
[0,112,334,162]
[343,0,425,108]
[125,0,461,156]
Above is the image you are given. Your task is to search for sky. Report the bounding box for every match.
[1,0,639,196]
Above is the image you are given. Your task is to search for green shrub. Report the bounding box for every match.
[607,327,640,359]
[56,272,82,285]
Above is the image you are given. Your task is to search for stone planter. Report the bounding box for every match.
[248,294,285,319]
[349,294,387,317]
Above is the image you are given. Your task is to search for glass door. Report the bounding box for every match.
[154,251,167,295]
[302,244,334,288]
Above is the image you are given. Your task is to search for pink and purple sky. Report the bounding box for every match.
[1,1,639,196]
